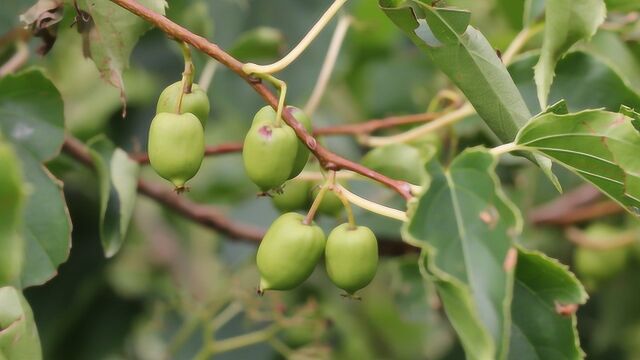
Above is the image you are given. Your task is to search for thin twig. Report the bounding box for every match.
[313,111,442,136]
[0,42,29,77]
[62,135,418,255]
[361,103,476,147]
[109,0,412,200]
[63,135,264,241]
[528,184,625,226]
[304,15,351,116]
[131,142,243,164]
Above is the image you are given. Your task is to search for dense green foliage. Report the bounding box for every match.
[1,0,640,358]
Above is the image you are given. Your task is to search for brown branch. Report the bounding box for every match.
[62,135,419,255]
[109,0,412,200]
[313,112,441,136]
[63,136,264,241]
[131,142,243,164]
[529,184,624,226]
[131,111,443,164]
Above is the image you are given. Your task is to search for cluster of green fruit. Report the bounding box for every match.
[148,81,210,191]
[257,212,378,297]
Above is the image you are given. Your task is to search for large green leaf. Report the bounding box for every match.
[515,109,640,215]
[509,248,588,360]
[534,0,606,109]
[405,148,522,359]
[509,51,640,114]
[379,1,531,143]
[583,30,640,94]
[0,138,25,286]
[77,0,165,109]
[0,69,71,288]
[0,287,42,359]
[88,136,140,257]
[605,0,640,11]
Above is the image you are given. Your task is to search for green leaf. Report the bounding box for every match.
[88,136,140,257]
[405,148,522,359]
[515,109,640,215]
[510,51,640,114]
[509,248,588,360]
[0,138,25,286]
[77,0,166,109]
[0,287,42,359]
[0,69,71,288]
[379,1,532,143]
[605,0,640,11]
[534,0,606,109]
[583,30,640,94]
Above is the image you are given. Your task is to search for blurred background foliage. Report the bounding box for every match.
[3,0,640,358]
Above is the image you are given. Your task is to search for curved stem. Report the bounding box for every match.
[501,23,544,66]
[490,142,521,156]
[304,15,351,116]
[361,103,475,147]
[335,185,408,222]
[177,41,195,112]
[334,183,356,229]
[242,0,349,75]
[254,73,287,126]
[305,180,331,225]
[109,0,413,200]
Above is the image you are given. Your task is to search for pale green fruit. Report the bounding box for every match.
[148,112,205,190]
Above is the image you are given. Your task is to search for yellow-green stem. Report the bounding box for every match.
[176,41,195,113]
[242,0,349,75]
[254,73,287,127]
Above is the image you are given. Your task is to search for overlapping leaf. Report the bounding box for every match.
[515,109,640,214]
[77,0,166,111]
[0,69,71,288]
[509,51,640,114]
[88,136,140,257]
[405,148,522,359]
[509,248,588,360]
[379,0,531,143]
[0,138,25,286]
[534,0,606,109]
[0,287,42,359]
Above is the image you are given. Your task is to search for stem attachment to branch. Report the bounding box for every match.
[176,41,195,112]
[254,73,287,126]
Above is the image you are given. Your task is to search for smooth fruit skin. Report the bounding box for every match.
[325,223,378,295]
[250,106,312,180]
[148,112,205,189]
[243,122,298,191]
[287,106,312,179]
[257,213,326,292]
[156,81,210,127]
[272,179,311,213]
